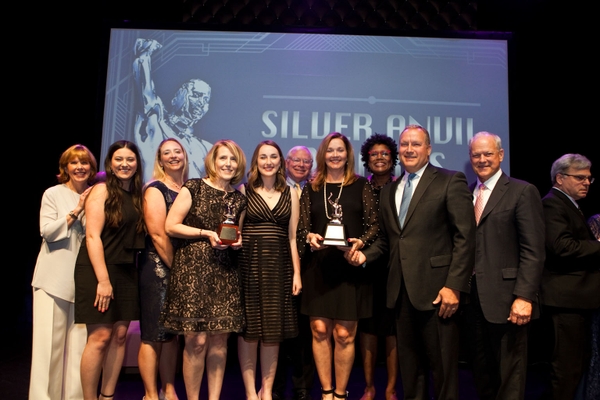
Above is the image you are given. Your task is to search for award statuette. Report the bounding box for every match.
[322,192,348,247]
[217,193,239,245]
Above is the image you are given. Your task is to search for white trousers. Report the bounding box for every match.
[29,288,87,400]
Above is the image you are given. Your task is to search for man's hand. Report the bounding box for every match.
[508,297,533,325]
[432,287,460,318]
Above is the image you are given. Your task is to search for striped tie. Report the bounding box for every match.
[474,183,485,225]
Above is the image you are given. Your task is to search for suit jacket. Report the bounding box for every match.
[470,173,545,324]
[540,188,600,309]
[364,163,475,311]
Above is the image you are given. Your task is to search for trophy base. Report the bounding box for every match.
[218,224,238,245]
[322,223,348,247]
[322,238,349,247]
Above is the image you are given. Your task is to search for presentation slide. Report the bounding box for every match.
[101,27,510,181]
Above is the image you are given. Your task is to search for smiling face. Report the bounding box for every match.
[257,144,281,179]
[66,156,92,185]
[286,147,313,183]
[399,127,431,173]
[214,145,238,183]
[367,143,393,178]
[159,140,185,174]
[111,148,138,184]
[325,138,348,174]
[469,134,504,183]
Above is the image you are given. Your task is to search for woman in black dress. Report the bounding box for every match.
[74,140,145,400]
[297,132,379,400]
[237,140,302,400]
[138,138,188,400]
[357,134,399,400]
[162,139,247,400]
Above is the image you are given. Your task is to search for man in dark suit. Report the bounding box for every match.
[464,132,545,399]
[540,153,600,400]
[349,124,475,400]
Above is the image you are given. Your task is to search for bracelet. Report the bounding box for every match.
[68,211,78,220]
[199,229,203,237]
[306,233,311,244]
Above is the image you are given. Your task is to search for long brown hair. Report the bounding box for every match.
[247,140,287,191]
[311,132,358,191]
[103,140,144,232]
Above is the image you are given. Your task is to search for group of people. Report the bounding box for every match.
[29,125,598,400]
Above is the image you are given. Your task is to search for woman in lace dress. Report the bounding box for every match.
[162,139,247,400]
[237,140,302,400]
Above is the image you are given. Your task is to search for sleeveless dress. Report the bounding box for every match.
[74,187,145,324]
[138,181,178,342]
[161,179,247,334]
[297,176,378,320]
[239,185,298,343]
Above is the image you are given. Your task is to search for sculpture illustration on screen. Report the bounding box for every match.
[133,38,212,181]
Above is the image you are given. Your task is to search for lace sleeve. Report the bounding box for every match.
[359,179,379,248]
[296,185,312,259]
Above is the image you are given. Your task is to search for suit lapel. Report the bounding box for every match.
[402,164,436,229]
[388,177,402,232]
[479,173,509,224]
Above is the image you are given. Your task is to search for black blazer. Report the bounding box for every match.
[540,188,600,309]
[364,163,476,311]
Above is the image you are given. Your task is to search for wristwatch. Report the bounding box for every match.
[68,211,78,220]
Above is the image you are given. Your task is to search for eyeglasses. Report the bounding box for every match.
[470,152,496,160]
[368,150,391,159]
[561,173,595,184]
[289,157,312,165]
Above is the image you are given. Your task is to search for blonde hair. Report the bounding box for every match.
[204,139,247,186]
[152,138,189,182]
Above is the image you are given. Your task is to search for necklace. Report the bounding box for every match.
[165,176,183,190]
[324,179,345,220]
[263,186,277,199]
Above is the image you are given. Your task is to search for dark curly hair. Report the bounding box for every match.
[360,133,399,173]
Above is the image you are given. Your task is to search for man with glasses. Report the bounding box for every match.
[285,146,314,199]
[273,145,315,400]
[464,132,545,400]
[540,153,600,400]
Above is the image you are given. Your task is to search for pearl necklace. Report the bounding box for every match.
[324,179,344,220]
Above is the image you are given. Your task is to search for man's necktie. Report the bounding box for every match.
[399,173,416,228]
[294,183,302,199]
[474,183,485,225]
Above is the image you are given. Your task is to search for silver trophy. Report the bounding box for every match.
[322,193,348,247]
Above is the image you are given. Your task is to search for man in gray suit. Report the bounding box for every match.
[349,124,475,400]
[464,132,545,400]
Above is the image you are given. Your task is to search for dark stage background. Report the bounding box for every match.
[10,0,597,385]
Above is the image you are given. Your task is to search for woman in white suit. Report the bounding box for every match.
[30,144,97,400]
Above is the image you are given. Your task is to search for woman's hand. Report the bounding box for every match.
[292,272,302,296]
[230,231,243,250]
[94,279,114,313]
[307,232,327,252]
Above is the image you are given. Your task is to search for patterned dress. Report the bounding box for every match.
[161,179,247,333]
[239,185,298,343]
[138,181,178,341]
